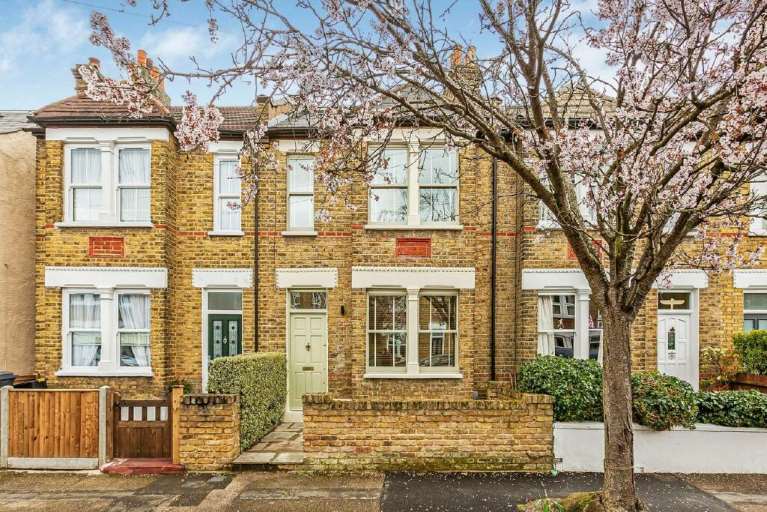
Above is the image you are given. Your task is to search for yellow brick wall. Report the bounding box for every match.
[178,394,240,471]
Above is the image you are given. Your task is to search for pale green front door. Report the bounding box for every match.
[288,313,327,410]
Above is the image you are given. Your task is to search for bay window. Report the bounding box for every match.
[367,290,459,375]
[368,145,459,227]
[63,143,152,225]
[61,289,152,376]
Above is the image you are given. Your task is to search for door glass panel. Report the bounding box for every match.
[228,321,238,355]
[658,292,691,310]
[667,327,676,351]
[213,320,223,358]
[290,291,327,310]
[208,292,242,311]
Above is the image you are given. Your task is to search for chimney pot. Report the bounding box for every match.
[466,46,477,64]
[451,46,463,67]
[88,57,101,69]
[137,49,147,67]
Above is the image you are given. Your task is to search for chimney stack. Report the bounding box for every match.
[72,57,101,97]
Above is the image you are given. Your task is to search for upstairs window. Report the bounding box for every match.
[368,145,459,227]
[64,143,152,225]
[750,174,767,235]
[538,181,596,229]
[213,157,242,233]
[287,156,316,231]
[118,148,151,222]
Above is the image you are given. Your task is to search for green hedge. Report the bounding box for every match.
[733,330,767,375]
[518,357,697,430]
[517,356,604,422]
[631,372,697,430]
[208,352,287,450]
[696,390,767,428]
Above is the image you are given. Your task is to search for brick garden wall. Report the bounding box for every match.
[178,394,240,471]
[302,393,554,471]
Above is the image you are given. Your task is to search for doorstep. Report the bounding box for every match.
[234,422,304,467]
[101,458,185,476]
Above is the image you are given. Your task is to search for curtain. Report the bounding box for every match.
[71,148,101,183]
[119,148,150,184]
[537,295,555,356]
[118,294,151,367]
[70,293,100,366]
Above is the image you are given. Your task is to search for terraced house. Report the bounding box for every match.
[29,53,767,420]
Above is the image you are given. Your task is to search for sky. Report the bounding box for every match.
[0,0,605,111]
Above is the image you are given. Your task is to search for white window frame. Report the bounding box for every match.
[743,290,767,332]
[115,290,152,368]
[365,288,462,378]
[749,174,767,236]
[417,290,459,373]
[366,144,461,230]
[538,181,596,230]
[61,142,152,227]
[116,145,152,223]
[59,288,152,377]
[537,289,602,362]
[211,154,243,236]
[286,155,316,234]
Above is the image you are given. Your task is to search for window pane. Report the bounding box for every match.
[370,188,408,223]
[73,188,102,221]
[554,333,575,358]
[218,198,241,231]
[419,188,457,223]
[70,293,100,329]
[120,188,150,222]
[118,148,150,185]
[419,148,457,185]
[71,148,101,184]
[552,295,576,329]
[658,292,691,310]
[120,333,150,367]
[218,160,241,195]
[419,296,456,330]
[368,333,407,367]
[745,293,767,311]
[371,295,406,330]
[288,157,314,193]
[419,332,456,367]
[118,294,150,329]
[288,195,314,229]
[72,332,101,366]
[208,292,242,310]
[290,291,326,310]
[371,148,408,185]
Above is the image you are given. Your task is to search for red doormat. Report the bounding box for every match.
[101,458,184,476]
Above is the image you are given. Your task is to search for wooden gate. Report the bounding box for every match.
[113,399,171,458]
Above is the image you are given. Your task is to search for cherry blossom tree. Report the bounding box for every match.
[82,1,767,510]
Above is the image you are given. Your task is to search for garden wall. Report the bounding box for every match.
[555,422,767,473]
[303,393,554,471]
[178,394,240,471]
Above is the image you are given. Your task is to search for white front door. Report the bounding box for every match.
[288,313,327,411]
[657,313,695,388]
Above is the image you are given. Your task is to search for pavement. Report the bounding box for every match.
[0,470,764,511]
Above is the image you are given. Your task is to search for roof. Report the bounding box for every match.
[31,95,171,126]
[0,110,35,134]
[170,106,268,133]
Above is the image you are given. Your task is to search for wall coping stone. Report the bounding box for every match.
[182,394,238,406]
[303,392,552,410]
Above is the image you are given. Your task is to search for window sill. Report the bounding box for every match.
[208,230,245,237]
[364,372,463,379]
[749,230,767,237]
[364,224,463,231]
[537,222,561,230]
[55,222,154,229]
[56,368,153,377]
[282,230,318,237]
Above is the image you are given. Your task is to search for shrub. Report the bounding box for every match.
[517,356,603,422]
[208,352,287,450]
[696,390,767,428]
[630,372,697,430]
[733,330,767,375]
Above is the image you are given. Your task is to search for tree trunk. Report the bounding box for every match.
[601,311,640,512]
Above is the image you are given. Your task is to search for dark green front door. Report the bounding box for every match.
[208,314,242,361]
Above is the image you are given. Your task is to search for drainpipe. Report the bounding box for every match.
[253,172,260,353]
[490,157,498,381]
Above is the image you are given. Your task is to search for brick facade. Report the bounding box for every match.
[179,394,240,471]
[302,392,554,471]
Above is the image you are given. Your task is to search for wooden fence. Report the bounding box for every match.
[0,386,112,469]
